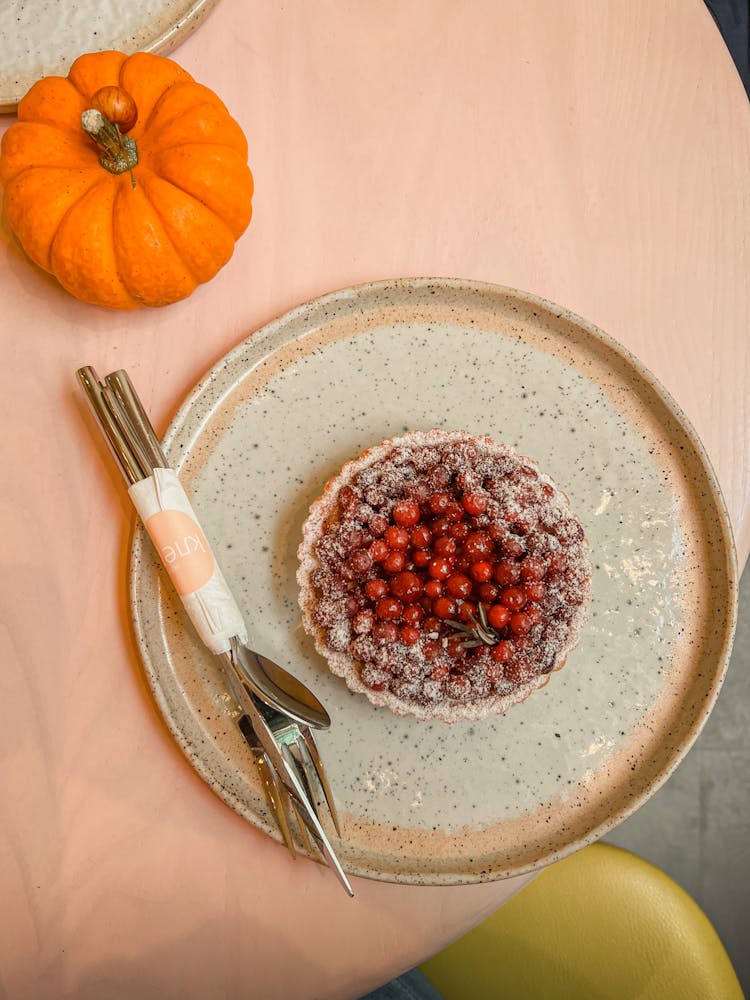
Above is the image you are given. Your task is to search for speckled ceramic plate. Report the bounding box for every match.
[130,278,738,885]
[0,0,218,113]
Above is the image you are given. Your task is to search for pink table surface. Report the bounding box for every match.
[1,2,749,998]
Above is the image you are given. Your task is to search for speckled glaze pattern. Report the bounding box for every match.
[130,278,738,885]
[0,0,218,113]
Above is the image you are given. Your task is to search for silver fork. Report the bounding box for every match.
[217,632,347,871]
[77,365,353,896]
[221,652,352,892]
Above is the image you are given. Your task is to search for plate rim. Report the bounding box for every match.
[128,276,739,884]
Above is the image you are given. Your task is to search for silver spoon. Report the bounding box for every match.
[77,366,330,730]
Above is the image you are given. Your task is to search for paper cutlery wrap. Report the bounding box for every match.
[129,468,247,654]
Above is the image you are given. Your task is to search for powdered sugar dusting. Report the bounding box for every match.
[298,429,592,722]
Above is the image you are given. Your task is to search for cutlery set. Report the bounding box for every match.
[77,366,353,896]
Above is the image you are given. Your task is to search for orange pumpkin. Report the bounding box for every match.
[0,50,254,309]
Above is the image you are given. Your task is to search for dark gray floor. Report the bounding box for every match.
[605,563,750,990]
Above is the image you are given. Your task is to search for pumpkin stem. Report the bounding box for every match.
[81,108,139,186]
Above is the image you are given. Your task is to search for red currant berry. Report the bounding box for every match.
[373,621,399,642]
[449,521,470,541]
[434,536,457,558]
[524,581,547,602]
[392,500,421,527]
[383,551,406,574]
[423,641,441,662]
[369,539,389,562]
[459,600,477,623]
[428,491,451,514]
[504,657,529,683]
[493,559,521,585]
[470,561,493,583]
[478,582,499,603]
[446,573,472,598]
[364,486,385,507]
[462,531,494,562]
[369,514,389,536]
[400,625,420,645]
[525,605,543,626]
[339,485,358,511]
[384,525,409,549]
[344,595,360,616]
[487,604,510,629]
[340,561,358,581]
[445,635,465,656]
[432,596,458,619]
[513,514,536,535]
[410,525,432,549]
[413,550,430,568]
[490,640,513,663]
[430,516,451,537]
[448,673,469,690]
[422,616,440,635]
[352,610,374,634]
[376,597,403,620]
[547,551,566,573]
[364,578,388,601]
[339,526,365,553]
[424,579,443,598]
[444,502,464,522]
[429,662,449,679]
[389,571,423,601]
[485,659,504,682]
[501,535,525,558]
[403,603,424,624]
[428,557,451,580]
[349,549,373,574]
[500,587,527,610]
[510,611,533,635]
[407,481,431,503]
[520,555,547,581]
[462,492,488,516]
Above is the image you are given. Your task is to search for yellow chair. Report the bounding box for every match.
[420,843,744,1000]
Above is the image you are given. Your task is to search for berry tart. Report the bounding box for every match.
[297,430,591,723]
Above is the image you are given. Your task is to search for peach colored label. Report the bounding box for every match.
[145,510,214,595]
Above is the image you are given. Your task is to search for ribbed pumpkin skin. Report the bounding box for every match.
[0,51,254,309]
